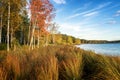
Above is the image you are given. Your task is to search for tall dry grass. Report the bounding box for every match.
[0,45,120,80]
[82,52,120,80]
[59,54,82,80]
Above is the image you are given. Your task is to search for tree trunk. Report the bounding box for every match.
[37,30,40,48]
[33,36,35,48]
[52,33,55,44]
[7,2,10,51]
[29,17,37,50]
[53,34,55,44]
[20,26,23,44]
[0,14,2,44]
[45,34,48,46]
[27,21,31,45]
[10,28,13,48]
[29,25,35,50]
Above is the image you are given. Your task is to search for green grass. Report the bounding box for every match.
[0,45,120,80]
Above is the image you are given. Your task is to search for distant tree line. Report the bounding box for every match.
[48,34,81,45]
[107,40,120,43]
[81,39,120,44]
[80,39,108,44]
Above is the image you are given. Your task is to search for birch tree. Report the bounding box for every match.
[0,0,27,51]
[49,22,59,44]
[7,1,10,51]
[0,9,3,44]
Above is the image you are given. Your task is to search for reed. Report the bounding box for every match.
[0,45,120,80]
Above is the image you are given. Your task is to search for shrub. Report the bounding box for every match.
[0,44,7,50]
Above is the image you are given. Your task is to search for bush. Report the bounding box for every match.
[0,44,7,50]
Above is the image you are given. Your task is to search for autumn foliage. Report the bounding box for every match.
[30,0,54,35]
[28,0,55,48]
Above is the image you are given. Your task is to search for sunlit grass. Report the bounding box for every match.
[0,45,120,80]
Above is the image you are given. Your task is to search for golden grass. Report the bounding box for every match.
[59,54,82,80]
[0,45,120,80]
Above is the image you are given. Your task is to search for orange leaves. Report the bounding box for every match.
[30,0,55,36]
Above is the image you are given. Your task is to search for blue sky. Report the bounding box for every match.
[50,0,120,41]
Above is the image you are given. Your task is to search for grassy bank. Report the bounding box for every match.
[0,46,120,80]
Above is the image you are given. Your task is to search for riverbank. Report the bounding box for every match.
[77,43,120,56]
[0,45,120,80]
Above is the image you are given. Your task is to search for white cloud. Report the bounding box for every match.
[115,10,120,16]
[56,9,63,13]
[53,0,66,4]
[58,22,101,39]
[103,18,117,25]
[73,2,92,13]
[117,10,120,13]
[106,20,117,24]
[83,11,99,17]
[105,18,114,20]
[66,2,112,20]
[97,2,112,9]
[58,22,117,40]
[66,13,82,19]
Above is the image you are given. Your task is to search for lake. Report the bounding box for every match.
[77,43,120,56]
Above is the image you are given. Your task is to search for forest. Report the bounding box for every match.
[0,0,86,51]
[0,0,60,51]
[0,0,119,51]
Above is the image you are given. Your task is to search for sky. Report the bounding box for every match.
[50,0,120,41]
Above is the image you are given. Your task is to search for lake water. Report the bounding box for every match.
[77,43,120,56]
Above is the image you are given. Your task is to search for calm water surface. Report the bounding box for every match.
[77,43,120,56]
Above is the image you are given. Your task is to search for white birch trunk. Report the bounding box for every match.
[0,14,2,44]
[7,2,10,51]
[37,31,40,48]
[29,16,37,50]
[45,34,48,46]
[29,25,35,50]
[27,19,31,45]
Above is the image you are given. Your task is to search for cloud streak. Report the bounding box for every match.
[115,10,120,16]
[53,0,66,4]
[59,22,117,40]
[73,2,92,13]
[83,11,99,17]
[66,2,112,20]
[106,20,117,24]
[59,22,107,40]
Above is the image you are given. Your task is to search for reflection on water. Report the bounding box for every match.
[77,43,120,56]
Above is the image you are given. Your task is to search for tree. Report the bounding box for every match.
[0,15,2,44]
[49,22,59,44]
[55,34,62,44]
[67,36,73,44]
[0,3,4,44]
[75,38,81,44]
[29,0,55,49]
[19,10,30,45]
[7,1,10,51]
[0,0,27,51]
